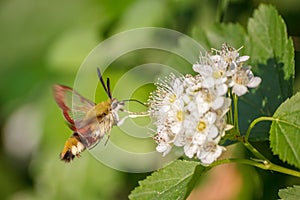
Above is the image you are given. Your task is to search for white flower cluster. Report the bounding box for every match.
[149,43,261,165]
[193,43,261,97]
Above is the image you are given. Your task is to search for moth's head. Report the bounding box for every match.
[111,98,124,111]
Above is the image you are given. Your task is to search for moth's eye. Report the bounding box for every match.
[111,100,120,109]
[111,100,124,110]
[111,101,118,109]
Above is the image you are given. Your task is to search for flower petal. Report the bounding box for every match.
[232,84,248,96]
[247,77,262,88]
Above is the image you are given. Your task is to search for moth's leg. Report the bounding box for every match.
[116,116,129,126]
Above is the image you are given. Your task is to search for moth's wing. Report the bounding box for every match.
[77,112,115,149]
[53,84,95,130]
[53,85,116,149]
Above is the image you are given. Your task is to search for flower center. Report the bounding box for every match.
[197,120,206,132]
[176,111,183,121]
[203,141,217,152]
[213,70,223,79]
[235,70,248,85]
[169,94,176,103]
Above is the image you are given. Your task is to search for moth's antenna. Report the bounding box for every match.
[106,77,112,99]
[97,68,110,98]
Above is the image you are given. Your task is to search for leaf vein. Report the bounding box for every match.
[278,123,300,164]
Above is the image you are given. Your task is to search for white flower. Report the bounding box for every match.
[156,142,172,155]
[197,141,225,165]
[193,54,228,96]
[194,43,261,97]
[149,72,230,164]
[185,111,218,139]
[184,144,198,158]
[168,99,185,134]
[150,43,261,165]
[229,66,262,96]
[183,74,202,95]
[149,74,184,114]
[153,131,173,156]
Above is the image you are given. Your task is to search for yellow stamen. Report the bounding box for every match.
[213,71,221,79]
[176,111,183,121]
[197,120,206,132]
[169,94,176,103]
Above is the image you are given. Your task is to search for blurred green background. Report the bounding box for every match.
[0,0,299,199]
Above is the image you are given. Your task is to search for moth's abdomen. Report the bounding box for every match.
[60,133,85,162]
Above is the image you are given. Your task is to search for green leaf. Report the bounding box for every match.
[192,23,247,51]
[129,160,206,200]
[193,5,295,142]
[278,185,300,200]
[247,4,294,74]
[239,4,295,141]
[270,92,300,169]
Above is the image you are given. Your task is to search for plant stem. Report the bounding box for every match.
[230,116,274,164]
[244,116,276,141]
[226,115,300,178]
[227,91,233,125]
[211,158,300,177]
[243,141,269,161]
[240,116,280,169]
[233,94,240,134]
